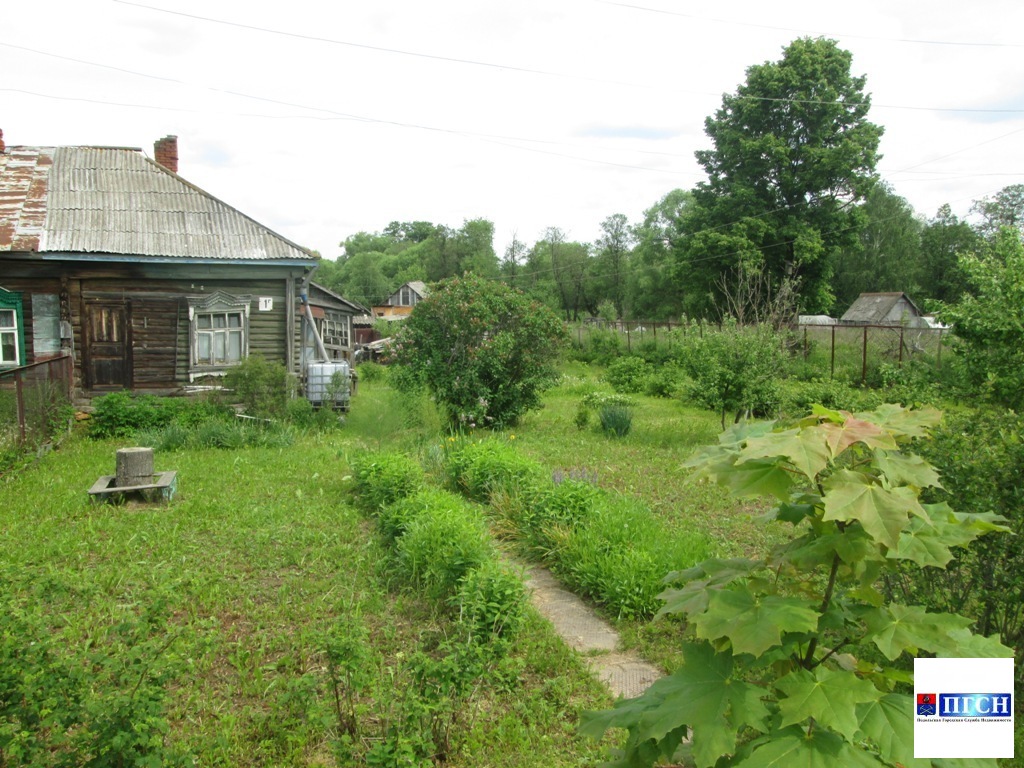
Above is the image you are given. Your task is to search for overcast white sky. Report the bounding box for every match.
[6,0,1024,261]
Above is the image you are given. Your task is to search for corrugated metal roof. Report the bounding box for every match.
[1,145,316,263]
[840,292,921,324]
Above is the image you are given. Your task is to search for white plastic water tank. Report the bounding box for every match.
[306,361,351,409]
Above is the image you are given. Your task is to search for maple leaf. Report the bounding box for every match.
[739,427,831,481]
[860,603,973,660]
[718,458,795,501]
[858,403,942,440]
[692,590,818,656]
[732,726,888,767]
[579,642,770,768]
[871,450,942,490]
[820,417,897,458]
[855,694,924,767]
[658,558,761,619]
[776,666,882,741]
[822,470,925,549]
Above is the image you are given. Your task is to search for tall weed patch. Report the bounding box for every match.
[555,496,712,619]
[444,438,546,503]
[395,499,492,600]
[350,450,425,513]
[444,441,714,620]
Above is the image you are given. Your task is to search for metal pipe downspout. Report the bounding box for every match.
[299,275,329,361]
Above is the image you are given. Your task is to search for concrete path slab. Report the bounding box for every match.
[519,561,664,699]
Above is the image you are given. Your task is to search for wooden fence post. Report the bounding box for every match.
[861,326,869,386]
[830,325,836,380]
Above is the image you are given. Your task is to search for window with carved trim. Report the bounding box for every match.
[187,293,251,377]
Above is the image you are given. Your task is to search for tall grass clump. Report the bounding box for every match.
[376,487,458,544]
[350,450,425,513]
[453,559,528,645]
[394,497,493,600]
[598,405,633,438]
[555,496,712,619]
[493,478,606,558]
[443,438,546,503]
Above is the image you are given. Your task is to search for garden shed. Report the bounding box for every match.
[839,292,926,327]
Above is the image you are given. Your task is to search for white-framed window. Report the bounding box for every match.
[196,310,245,365]
[318,314,350,349]
[187,293,251,376]
[0,308,19,366]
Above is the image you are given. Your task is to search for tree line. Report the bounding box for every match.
[313,37,1021,323]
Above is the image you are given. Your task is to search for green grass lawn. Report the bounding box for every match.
[0,411,609,765]
[4,366,1019,767]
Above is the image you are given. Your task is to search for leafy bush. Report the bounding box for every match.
[350,451,425,513]
[580,392,635,410]
[776,376,878,418]
[443,438,546,503]
[604,357,653,394]
[643,366,682,398]
[89,392,173,437]
[935,227,1024,410]
[355,361,387,382]
[394,499,492,599]
[89,392,233,438]
[598,406,633,438]
[891,406,1024,655]
[222,354,296,418]
[389,274,567,428]
[572,327,624,366]
[673,321,786,428]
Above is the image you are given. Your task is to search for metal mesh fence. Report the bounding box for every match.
[570,320,947,384]
[0,354,74,458]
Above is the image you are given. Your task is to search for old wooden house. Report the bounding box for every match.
[373,280,428,319]
[0,132,340,395]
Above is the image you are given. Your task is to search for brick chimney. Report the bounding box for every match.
[0,129,5,153]
[154,135,178,173]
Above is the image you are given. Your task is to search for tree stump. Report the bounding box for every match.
[116,447,155,488]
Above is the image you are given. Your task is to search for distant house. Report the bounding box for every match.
[374,281,429,319]
[840,292,926,327]
[0,130,347,394]
[303,283,368,363]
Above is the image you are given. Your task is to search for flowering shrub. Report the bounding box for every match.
[388,274,567,428]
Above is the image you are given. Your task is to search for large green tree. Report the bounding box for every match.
[682,37,883,316]
[832,183,923,309]
[936,226,1024,410]
[919,204,978,303]
[629,189,692,320]
[593,213,634,318]
[971,183,1024,240]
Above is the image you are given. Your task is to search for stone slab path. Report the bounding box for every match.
[519,562,664,699]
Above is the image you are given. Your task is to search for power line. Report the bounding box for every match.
[113,0,641,88]
[593,0,1024,48]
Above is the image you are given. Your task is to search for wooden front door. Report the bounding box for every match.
[86,302,132,390]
